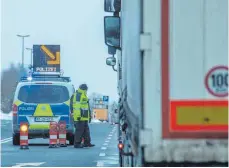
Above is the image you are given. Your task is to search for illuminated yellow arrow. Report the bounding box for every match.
[40,45,60,65]
[47,52,60,65]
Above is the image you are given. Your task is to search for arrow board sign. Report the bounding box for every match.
[33,45,60,73]
[103,96,109,102]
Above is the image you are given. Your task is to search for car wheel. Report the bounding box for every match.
[13,133,20,145]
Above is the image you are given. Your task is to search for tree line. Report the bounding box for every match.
[1,63,27,113]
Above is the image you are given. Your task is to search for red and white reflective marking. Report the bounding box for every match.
[49,135,57,139]
[20,136,28,140]
[59,134,66,139]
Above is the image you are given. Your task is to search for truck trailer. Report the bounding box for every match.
[103,0,228,166]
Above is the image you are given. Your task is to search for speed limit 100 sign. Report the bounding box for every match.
[205,65,228,97]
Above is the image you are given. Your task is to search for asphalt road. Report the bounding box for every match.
[1,120,119,167]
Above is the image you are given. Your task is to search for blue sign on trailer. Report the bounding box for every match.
[33,45,60,73]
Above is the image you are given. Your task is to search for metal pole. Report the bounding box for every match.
[31,50,33,66]
[22,37,24,68]
[17,34,30,68]
[26,48,33,66]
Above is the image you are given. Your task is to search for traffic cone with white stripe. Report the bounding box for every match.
[58,121,67,147]
[20,122,29,149]
[49,122,58,148]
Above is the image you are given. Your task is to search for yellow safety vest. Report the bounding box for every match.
[72,89,90,121]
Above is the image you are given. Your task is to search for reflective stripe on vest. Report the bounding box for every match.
[72,92,89,121]
[72,93,81,119]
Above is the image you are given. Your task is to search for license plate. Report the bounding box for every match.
[34,117,53,122]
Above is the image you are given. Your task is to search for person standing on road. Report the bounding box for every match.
[70,84,95,148]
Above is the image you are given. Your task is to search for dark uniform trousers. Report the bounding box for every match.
[74,121,91,145]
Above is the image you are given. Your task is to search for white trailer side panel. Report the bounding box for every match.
[142,0,228,163]
[170,0,228,100]
[142,0,163,162]
[168,0,228,136]
[121,0,142,115]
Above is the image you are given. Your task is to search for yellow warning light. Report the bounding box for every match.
[20,124,28,132]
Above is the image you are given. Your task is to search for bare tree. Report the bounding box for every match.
[1,63,27,113]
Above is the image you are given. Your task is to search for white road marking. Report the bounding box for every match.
[1,140,12,144]
[96,161,104,167]
[12,162,45,167]
[97,160,119,165]
[106,156,119,161]
[1,137,12,141]
[96,132,119,167]
[99,153,106,157]
[101,147,107,150]
[1,137,12,144]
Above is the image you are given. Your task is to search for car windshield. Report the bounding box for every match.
[18,85,69,103]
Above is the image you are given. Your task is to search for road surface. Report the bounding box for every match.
[1,120,119,167]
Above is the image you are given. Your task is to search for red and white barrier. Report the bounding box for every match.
[58,121,67,147]
[49,121,58,148]
[20,122,29,149]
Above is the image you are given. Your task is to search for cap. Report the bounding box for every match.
[79,84,88,91]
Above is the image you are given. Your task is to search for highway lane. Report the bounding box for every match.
[96,125,119,167]
[1,120,12,140]
[1,121,119,167]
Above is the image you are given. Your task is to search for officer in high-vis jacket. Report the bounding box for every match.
[70,84,95,148]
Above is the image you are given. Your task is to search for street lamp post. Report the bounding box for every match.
[26,48,33,66]
[17,34,30,68]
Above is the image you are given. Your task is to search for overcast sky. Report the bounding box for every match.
[1,0,118,101]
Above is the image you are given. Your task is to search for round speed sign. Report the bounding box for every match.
[205,65,228,97]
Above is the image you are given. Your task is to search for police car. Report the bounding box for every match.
[12,73,75,145]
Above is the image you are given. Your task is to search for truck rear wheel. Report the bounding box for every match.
[13,134,20,145]
[119,151,123,167]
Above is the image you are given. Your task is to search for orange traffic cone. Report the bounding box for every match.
[20,122,29,150]
[49,122,58,148]
[59,121,67,147]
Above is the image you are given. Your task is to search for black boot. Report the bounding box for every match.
[83,143,95,147]
[74,144,84,148]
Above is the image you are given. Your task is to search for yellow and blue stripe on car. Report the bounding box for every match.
[14,99,73,130]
